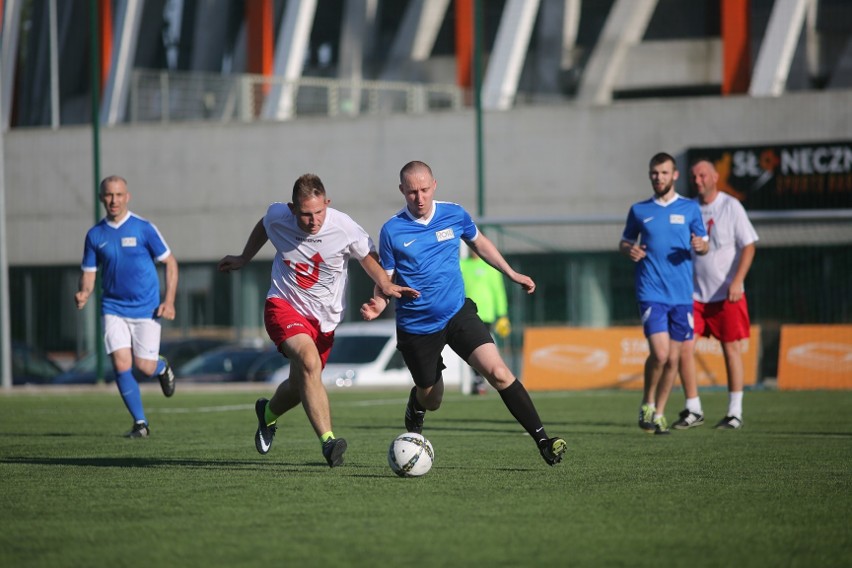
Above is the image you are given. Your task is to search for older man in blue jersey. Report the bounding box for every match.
[361,160,566,466]
[620,153,708,435]
[76,175,179,438]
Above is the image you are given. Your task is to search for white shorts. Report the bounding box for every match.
[104,314,162,362]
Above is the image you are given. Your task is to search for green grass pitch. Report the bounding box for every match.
[1,387,850,567]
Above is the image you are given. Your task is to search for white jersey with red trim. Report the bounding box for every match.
[693,192,759,303]
[263,203,374,332]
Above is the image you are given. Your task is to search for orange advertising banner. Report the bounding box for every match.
[521,326,760,391]
[777,325,852,390]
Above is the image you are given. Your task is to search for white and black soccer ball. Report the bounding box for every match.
[388,432,434,477]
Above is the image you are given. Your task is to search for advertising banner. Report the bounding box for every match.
[686,141,852,210]
[522,326,760,391]
[777,325,852,390]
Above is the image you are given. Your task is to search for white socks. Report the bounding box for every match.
[686,397,703,415]
[728,391,744,419]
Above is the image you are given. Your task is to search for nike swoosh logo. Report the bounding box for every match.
[257,431,271,453]
[404,240,416,247]
[98,242,108,249]
[643,217,654,223]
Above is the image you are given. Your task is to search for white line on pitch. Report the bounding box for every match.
[152,389,604,414]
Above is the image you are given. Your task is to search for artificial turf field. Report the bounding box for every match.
[1,387,849,568]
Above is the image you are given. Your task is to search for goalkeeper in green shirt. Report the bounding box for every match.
[460,247,512,394]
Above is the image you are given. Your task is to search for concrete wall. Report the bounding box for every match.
[5,89,851,265]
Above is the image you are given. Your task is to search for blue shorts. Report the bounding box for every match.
[638,302,694,341]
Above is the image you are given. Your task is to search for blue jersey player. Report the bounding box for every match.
[75,175,179,438]
[361,161,567,466]
[619,153,708,435]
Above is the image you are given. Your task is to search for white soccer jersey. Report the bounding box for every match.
[263,203,375,332]
[693,192,759,303]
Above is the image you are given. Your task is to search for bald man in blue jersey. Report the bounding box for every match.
[620,153,708,435]
[76,175,179,438]
[362,161,566,466]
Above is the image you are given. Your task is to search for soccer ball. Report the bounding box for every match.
[388,432,434,477]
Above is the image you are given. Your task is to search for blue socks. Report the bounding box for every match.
[115,369,147,424]
[150,358,166,379]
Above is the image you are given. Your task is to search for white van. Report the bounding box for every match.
[268,320,473,391]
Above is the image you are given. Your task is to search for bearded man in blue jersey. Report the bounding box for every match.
[619,153,708,435]
[76,175,179,438]
[361,161,566,466]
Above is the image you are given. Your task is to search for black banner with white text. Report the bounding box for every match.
[687,142,852,210]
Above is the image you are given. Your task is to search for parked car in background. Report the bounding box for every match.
[12,341,63,385]
[268,320,472,390]
[52,337,228,385]
[176,341,287,383]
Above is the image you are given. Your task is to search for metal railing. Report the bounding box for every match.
[129,70,465,124]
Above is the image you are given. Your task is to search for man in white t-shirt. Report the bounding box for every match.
[677,159,758,430]
[218,174,418,467]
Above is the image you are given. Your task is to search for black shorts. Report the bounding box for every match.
[396,298,494,388]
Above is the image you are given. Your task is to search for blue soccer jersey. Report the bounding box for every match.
[81,212,171,318]
[621,194,706,305]
[379,201,478,334]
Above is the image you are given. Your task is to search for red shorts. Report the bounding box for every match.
[264,298,335,367]
[693,295,751,343]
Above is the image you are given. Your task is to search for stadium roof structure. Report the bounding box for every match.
[1,0,851,129]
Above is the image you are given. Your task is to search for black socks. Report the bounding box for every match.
[498,380,549,444]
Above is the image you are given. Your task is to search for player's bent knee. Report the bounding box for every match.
[485,365,514,390]
[135,356,160,376]
[297,350,324,374]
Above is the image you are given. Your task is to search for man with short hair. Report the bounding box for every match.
[681,158,758,430]
[362,160,567,466]
[218,173,417,467]
[76,175,179,438]
[619,153,708,435]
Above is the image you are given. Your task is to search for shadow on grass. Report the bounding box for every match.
[1,432,80,437]
[348,465,539,479]
[443,417,628,429]
[348,422,521,435]
[3,456,529,476]
[752,431,852,438]
[349,417,627,434]
[0,455,330,471]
